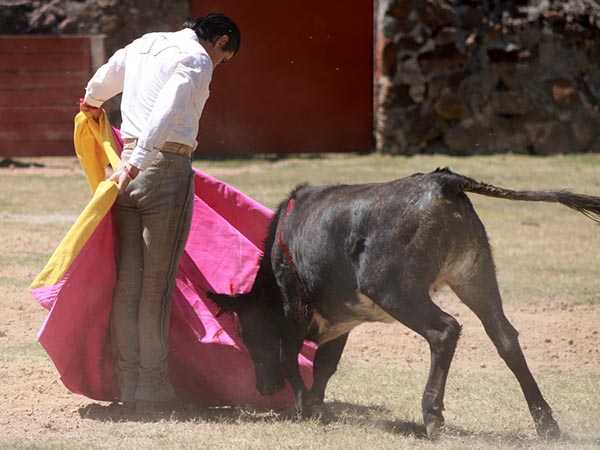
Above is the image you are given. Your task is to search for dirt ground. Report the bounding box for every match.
[347,294,600,373]
[1,157,599,445]
[3,289,599,443]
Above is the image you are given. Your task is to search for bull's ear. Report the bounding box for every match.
[207,291,247,313]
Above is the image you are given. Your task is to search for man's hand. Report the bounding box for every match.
[109,164,140,194]
[79,99,102,120]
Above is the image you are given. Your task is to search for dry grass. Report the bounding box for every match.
[1,153,600,449]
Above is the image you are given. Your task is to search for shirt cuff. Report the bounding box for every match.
[83,94,104,108]
[128,146,153,171]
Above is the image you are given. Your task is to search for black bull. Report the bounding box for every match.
[210,168,600,440]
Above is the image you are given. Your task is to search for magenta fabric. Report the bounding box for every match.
[30,143,315,407]
[111,124,124,151]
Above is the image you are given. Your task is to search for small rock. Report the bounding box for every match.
[545,79,580,109]
[434,27,458,46]
[542,10,566,25]
[433,94,469,120]
[418,45,465,74]
[58,17,77,33]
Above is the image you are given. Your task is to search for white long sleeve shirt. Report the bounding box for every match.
[84,28,213,170]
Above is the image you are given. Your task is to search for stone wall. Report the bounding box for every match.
[0,0,188,58]
[5,0,600,155]
[0,0,188,122]
[375,0,600,154]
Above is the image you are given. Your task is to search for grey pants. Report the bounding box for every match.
[111,149,194,403]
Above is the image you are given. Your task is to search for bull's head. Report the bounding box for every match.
[208,291,285,396]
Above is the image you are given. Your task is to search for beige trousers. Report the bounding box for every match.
[111,149,194,403]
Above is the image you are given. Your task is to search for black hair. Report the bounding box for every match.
[183,13,241,54]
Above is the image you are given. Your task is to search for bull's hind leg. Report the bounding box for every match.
[365,287,462,440]
[449,264,561,440]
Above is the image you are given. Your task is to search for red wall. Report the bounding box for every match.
[0,36,103,157]
[190,1,374,155]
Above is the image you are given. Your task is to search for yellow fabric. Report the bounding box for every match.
[73,110,121,192]
[30,111,121,289]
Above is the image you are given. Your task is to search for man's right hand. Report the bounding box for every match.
[79,99,102,120]
[109,164,139,194]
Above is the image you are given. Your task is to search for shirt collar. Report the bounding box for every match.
[179,27,199,43]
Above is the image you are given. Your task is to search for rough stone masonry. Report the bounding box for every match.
[375,0,600,155]
[0,0,187,57]
[4,0,600,155]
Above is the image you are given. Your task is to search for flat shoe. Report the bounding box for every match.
[136,400,179,415]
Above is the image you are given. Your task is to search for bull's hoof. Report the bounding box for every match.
[295,390,327,420]
[535,415,561,441]
[531,406,561,440]
[298,402,330,421]
[310,402,334,424]
[425,418,443,441]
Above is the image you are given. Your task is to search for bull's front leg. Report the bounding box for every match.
[276,269,321,417]
[280,333,316,417]
[297,332,350,423]
[310,333,349,403]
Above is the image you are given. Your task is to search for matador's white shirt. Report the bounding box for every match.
[84,28,213,171]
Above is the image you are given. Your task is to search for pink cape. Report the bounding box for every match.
[30,131,315,408]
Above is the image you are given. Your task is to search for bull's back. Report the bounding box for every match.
[283,173,487,292]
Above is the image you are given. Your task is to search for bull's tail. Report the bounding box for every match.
[434,167,600,222]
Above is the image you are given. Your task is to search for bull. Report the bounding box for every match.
[210,167,600,440]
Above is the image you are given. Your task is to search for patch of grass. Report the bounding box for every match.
[4,360,598,450]
[0,276,33,289]
[0,251,51,268]
[0,443,59,450]
[0,174,90,216]
[0,342,48,362]
[2,153,600,449]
